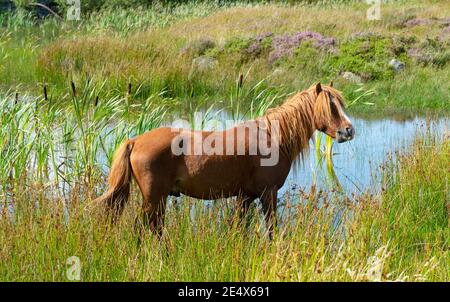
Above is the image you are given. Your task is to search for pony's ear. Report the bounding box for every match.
[315,82,322,94]
[329,80,333,87]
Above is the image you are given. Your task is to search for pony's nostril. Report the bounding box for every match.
[346,127,353,136]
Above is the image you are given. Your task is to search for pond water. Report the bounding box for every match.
[279,116,448,198]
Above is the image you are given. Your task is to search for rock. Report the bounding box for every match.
[271,68,284,77]
[341,71,363,83]
[192,56,217,72]
[389,59,405,72]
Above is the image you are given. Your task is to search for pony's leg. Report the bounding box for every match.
[261,189,278,240]
[236,196,254,227]
[136,174,170,238]
[142,190,169,238]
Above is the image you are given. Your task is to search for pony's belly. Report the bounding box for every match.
[176,156,250,199]
[178,188,239,200]
[177,174,245,199]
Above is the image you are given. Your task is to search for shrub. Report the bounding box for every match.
[325,34,402,80]
[268,31,335,64]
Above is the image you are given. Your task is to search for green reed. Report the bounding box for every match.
[0,80,171,204]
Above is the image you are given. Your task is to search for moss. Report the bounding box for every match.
[203,47,220,58]
[223,37,252,54]
[205,35,272,67]
[203,37,251,63]
[260,36,273,52]
[281,41,322,71]
[325,35,401,80]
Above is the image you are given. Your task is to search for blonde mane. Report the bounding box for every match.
[261,84,345,162]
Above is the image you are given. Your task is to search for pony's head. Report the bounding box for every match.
[311,82,355,143]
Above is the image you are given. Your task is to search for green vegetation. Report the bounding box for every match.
[1,0,449,113]
[381,135,449,260]
[325,35,398,80]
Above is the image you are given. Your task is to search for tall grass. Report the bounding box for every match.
[379,133,449,275]
[0,136,447,281]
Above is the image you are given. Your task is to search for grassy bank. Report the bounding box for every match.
[0,95,450,281]
[1,0,449,114]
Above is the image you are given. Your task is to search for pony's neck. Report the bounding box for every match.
[263,91,317,162]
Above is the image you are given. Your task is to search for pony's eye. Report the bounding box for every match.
[330,100,339,117]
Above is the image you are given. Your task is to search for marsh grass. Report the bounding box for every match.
[0,135,448,281]
[0,82,172,204]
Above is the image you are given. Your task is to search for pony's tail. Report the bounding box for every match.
[93,139,135,221]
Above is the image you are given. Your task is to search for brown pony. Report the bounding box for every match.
[93,82,354,237]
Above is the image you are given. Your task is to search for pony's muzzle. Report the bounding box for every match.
[336,126,354,143]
